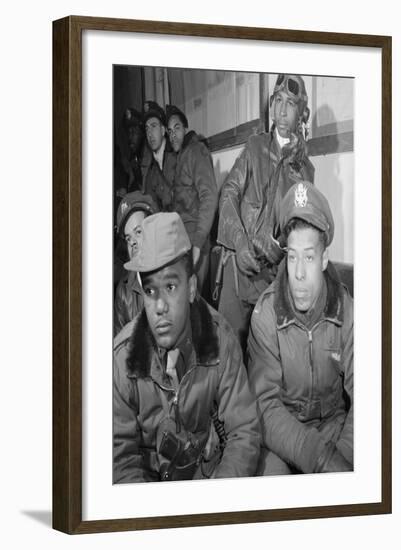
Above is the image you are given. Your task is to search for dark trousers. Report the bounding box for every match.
[196,238,211,296]
[218,256,270,356]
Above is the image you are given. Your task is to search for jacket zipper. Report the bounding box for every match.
[172,365,199,434]
[151,364,201,434]
[306,321,325,417]
[151,358,219,431]
[307,330,314,410]
[307,330,313,367]
[171,361,220,433]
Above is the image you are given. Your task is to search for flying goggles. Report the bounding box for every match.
[273,74,308,103]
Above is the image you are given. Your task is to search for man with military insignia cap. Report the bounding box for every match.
[114,191,159,335]
[248,181,353,475]
[113,212,260,483]
[141,100,176,212]
[166,104,218,293]
[217,74,315,354]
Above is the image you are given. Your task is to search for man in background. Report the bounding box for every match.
[166,104,218,293]
[141,101,176,212]
[114,191,158,335]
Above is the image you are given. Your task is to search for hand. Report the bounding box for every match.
[234,232,260,276]
[252,233,285,266]
[316,446,353,473]
[236,246,260,276]
[192,246,201,268]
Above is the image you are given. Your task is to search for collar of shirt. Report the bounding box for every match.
[275,127,290,150]
[158,319,193,384]
[153,137,166,170]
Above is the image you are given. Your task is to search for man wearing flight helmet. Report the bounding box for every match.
[217,74,315,352]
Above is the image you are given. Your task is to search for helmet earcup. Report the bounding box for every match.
[302,105,310,125]
[297,104,310,125]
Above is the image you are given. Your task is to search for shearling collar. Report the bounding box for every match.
[274,259,344,329]
[126,297,219,378]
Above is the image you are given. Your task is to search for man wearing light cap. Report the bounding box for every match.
[217,74,315,354]
[248,181,353,475]
[114,191,159,335]
[113,212,260,483]
[166,104,218,293]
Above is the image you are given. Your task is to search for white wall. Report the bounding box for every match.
[313,151,354,263]
[1,1,399,549]
[213,143,244,190]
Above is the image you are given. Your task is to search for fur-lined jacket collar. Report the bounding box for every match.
[274,259,345,330]
[126,297,220,378]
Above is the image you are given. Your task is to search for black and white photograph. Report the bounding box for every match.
[2,0,398,545]
[112,66,354,483]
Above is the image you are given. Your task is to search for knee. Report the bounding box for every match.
[257,448,293,476]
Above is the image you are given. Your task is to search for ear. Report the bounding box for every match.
[269,95,275,122]
[322,248,329,272]
[188,274,197,304]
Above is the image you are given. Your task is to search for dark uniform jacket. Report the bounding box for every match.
[218,131,315,268]
[247,261,353,473]
[141,140,176,212]
[172,131,218,250]
[113,298,261,483]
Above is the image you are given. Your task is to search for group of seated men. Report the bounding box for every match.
[113,74,353,483]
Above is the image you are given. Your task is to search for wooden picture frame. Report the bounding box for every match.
[53,15,392,534]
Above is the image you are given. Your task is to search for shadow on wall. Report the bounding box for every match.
[310,104,345,263]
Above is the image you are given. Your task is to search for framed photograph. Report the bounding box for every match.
[53,16,391,534]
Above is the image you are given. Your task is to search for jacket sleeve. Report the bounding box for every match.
[217,144,251,250]
[191,144,218,250]
[113,348,156,483]
[247,297,329,474]
[212,325,261,478]
[335,294,354,465]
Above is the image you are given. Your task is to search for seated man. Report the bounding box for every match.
[141,101,176,212]
[248,181,353,475]
[114,191,158,335]
[166,104,218,293]
[113,212,260,483]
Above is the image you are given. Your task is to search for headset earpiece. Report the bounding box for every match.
[303,106,310,125]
